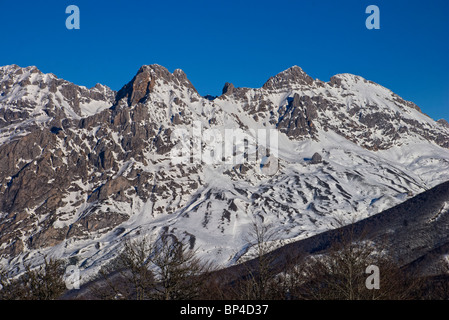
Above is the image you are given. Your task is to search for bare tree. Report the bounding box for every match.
[0,258,66,300]
[289,228,422,300]
[233,218,282,300]
[0,264,11,299]
[93,237,155,300]
[417,258,449,300]
[92,235,213,300]
[150,235,213,300]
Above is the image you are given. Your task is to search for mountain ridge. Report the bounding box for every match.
[0,63,448,283]
[2,63,439,121]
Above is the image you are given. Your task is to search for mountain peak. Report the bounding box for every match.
[262,65,314,90]
[137,64,170,78]
[116,64,198,106]
[0,64,42,82]
[138,65,193,86]
[437,118,449,129]
[222,82,235,95]
[330,73,366,82]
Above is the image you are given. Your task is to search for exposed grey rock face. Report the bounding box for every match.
[276,93,318,139]
[222,82,235,95]
[438,119,449,128]
[262,66,314,90]
[0,65,115,122]
[115,65,198,107]
[311,152,322,164]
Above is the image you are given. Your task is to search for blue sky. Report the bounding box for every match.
[0,0,448,120]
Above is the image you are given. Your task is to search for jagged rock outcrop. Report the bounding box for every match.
[115,65,197,107]
[311,152,322,164]
[438,119,449,128]
[222,82,235,95]
[276,93,318,138]
[262,65,314,90]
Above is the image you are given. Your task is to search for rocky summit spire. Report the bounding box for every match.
[262,65,314,90]
[115,64,198,106]
[222,82,235,95]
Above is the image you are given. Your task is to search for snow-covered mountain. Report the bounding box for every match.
[0,64,448,282]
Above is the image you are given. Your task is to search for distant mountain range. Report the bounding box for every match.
[0,64,448,283]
